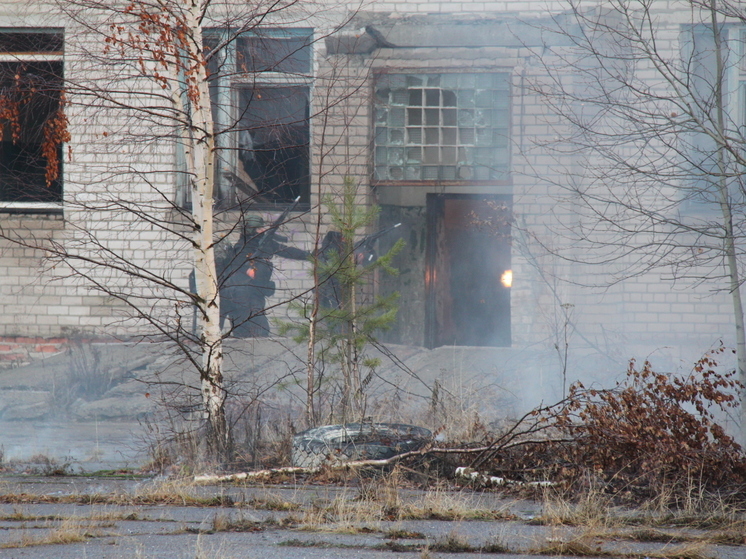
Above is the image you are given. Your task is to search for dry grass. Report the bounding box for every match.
[640,542,713,559]
[0,477,231,508]
[585,525,746,547]
[294,476,514,532]
[298,490,387,532]
[385,528,425,539]
[208,511,265,533]
[531,537,609,557]
[398,482,515,521]
[131,478,231,506]
[244,489,303,512]
[536,483,621,528]
[0,506,139,524]
[531,536,713,559]
[0,517,102,548]
[428,532,473,552]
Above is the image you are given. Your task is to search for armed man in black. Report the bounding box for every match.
[316,223,401,311]
[218,214,309,338]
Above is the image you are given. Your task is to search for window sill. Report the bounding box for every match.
[0,202,63,215]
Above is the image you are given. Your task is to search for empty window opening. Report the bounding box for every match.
[202,28,312,209]
[0,30,65,208]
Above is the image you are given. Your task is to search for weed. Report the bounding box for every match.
[531,537,609,557]
[539,482,619,527]
[22,454,75,476]
[481,537,510,553]
[246,495,302,511]
[429,532,473,552]
[385,528,425,539]
[0,517,101,548]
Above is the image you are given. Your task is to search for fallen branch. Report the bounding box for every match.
[193,438,573,483]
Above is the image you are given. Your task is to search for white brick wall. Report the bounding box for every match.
[0,0,742,377]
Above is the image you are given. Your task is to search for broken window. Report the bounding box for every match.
[205,28,312,208]
[374,73,510,183]
[679,24,746,212]
[0,29,65,210]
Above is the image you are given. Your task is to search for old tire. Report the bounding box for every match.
[291,423,432,469]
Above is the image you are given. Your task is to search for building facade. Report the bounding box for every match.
[0,0,742,383]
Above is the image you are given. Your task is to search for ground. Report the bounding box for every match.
[0,474,745,558]
[1,341,745,558]
[0,338,566,469]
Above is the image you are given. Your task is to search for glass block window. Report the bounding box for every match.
[374,73,510,182]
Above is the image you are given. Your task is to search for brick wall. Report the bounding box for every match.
[0,1,741,375]
[0,336,68,368]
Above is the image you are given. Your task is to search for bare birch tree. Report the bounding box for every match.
[531,0,746,436]
[0,0,360,464]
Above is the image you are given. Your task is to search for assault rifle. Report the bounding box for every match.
[255,195,301,251]
[354,222,401,264]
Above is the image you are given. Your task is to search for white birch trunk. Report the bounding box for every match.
[182,1,228,459]
[710,0,746,444]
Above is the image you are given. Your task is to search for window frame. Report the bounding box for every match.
[372,69,512,188]
[206,27,314,210]
[679,23,746,215]
[0,27,64,214]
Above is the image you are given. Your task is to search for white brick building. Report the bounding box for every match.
[0,0,743,382]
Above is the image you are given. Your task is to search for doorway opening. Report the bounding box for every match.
[425,194,512,348]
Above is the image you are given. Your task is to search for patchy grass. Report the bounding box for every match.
[0,509,64,522]
[245,495,302,512]
[531,537,611,557]
[385,528,425,539]
[531,536,714,559]
[0,517,102,548]
[586,526,746,547]
[642,542,714,559]
[277,538,359,549]
[429,532,473,552]
[375,540,420,552]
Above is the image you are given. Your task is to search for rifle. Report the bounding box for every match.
[255,195,301,253]
[354,222,401,264]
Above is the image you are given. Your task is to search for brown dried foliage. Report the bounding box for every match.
[104,2,204,101]
[42,99,70,186]
[1,67,68,188]
[486,348,746,497]
[556,351,744,488]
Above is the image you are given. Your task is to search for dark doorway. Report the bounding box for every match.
[425,194,511,348]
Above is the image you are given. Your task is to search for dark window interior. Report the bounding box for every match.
[202,30,312,208]
[0,31,63,53]
[236,35,312,74]
[0,59,64,203]
[235,86,310,205]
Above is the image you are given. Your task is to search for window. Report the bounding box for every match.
[205,29,312,208]
[374,73,511,183]
[0,29,65,211]
[680,24,745,210]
